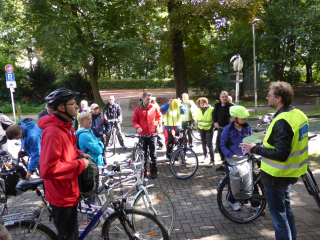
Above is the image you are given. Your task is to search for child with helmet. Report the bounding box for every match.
[220,105,253,211]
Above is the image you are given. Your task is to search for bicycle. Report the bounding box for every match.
[169,126,199,179]
[82,160,176,235]
[255,113,274,132]
[190,122,201,141]
[105,119,120,157]
[2,169,169,240]
[217,134,320,224]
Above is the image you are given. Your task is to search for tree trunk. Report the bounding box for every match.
[306,63,312,84]
[168,1,188,98]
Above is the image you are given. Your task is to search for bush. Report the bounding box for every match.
[98,78,175,90]
[0,101,45,115]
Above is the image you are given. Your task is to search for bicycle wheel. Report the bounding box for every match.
[6,220,58,240]
[217,176,267,224]
[132,142,138,161]
[0,180,7,215]
[105,132,115,158]
[191,124,201,141]
[304,171,320,210]
[102,208,169,240]
[170,148,198,179]
[132,187,175,235]
[256,123,269,132]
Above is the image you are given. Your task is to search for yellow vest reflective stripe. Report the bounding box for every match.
[163,108,181,126]
[261,109,309,178]
[197,107,214,130]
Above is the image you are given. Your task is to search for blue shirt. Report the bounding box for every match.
[220,122,253,159]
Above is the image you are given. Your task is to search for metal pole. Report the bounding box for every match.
[235,55,240,105]
[253,23,257,114]
[10,88,16,122]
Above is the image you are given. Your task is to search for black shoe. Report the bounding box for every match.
[189,143,193,148]
[214,148,219,153]
[216,165,224,171]
[150,172,158,179]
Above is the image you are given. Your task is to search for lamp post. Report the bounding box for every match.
[252,18,260,114]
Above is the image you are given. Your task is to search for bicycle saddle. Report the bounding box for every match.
[0,151,7,156]
[16,178,44,192]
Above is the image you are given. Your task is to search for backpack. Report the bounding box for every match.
[75,131,90,153]
[226,157,253,200]
[1,165,27,196]
[78,155,99,199]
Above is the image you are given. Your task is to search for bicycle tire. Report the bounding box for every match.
[191,124,201,141]
[112,131,116,155]
[256,123,269,132]
[132,187,175,235]
[101,208,169,240]
[170,148,198,180]
[0,180,6,215]
[217,176,267,224]
[132,142,138,161]
[6,220,58,240]
[105,131,116,158]
[304,171,320,210]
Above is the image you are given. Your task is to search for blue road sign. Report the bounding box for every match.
[6,73,15,81]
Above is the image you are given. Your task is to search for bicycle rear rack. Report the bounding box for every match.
[3,210,34,226]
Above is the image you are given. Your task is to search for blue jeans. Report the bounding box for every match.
[264,184,296,240]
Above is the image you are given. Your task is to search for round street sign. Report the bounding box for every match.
[5,65,14,73]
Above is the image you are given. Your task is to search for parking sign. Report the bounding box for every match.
[6,73,15,81]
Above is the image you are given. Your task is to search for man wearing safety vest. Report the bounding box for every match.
[241,81,308,240]
[160,98,186,161]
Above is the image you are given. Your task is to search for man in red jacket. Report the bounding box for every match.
[132,92,161,179]
[38,89,89,240]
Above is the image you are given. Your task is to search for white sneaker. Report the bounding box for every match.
[250,206,260,212]
[200,156,208,163]
[229,202,240,211]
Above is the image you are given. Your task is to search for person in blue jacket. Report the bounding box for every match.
[6,118,43,179]
[75,112,104,167]
[220,105,253,211]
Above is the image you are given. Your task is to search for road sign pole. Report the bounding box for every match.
[10,88,16,122]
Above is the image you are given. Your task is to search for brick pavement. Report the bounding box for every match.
[5,126,320,240]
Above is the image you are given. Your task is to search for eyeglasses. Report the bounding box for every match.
[66,102,77,106]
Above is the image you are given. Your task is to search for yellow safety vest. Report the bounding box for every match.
[197,107,214,130]
[163,108,181,127]
[261,109,309,178]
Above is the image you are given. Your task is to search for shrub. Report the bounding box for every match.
[98,78,175,90]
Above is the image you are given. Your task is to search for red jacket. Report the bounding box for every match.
[132,102,161,136]
[38,114,86,207]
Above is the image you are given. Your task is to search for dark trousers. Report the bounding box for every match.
[105,123,124,146]
[163,129,178,159]
[199,128,214,162]
[182,121,192,146]
[143,135,157,173]
[50,204,79,240]
[216,128,225,161]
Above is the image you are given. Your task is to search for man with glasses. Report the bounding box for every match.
[103,95,126,149]
[213,91,234,171]
[240,81,308,240]
[38,89,90,240]
[132,92,161,179]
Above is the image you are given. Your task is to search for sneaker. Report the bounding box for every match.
[200,156,208,163]
[166,158,170,162]
[157,146,163,150]
[215,165,224,171]
[150,172,158,179]
[122,145,127,150]
[206,161,215,168]
[189,143,193,148]
[250,206,260,212]
[229,202,240,211]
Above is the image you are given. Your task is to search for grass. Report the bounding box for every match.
[305,109,320,115]
[1,101,46,116]
[308,153,320,171]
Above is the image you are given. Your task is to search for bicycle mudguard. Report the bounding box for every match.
[130,184,155,207]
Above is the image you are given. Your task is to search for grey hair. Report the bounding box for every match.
[78,112,92,124]
[80,100,88,106]
[220,91,228,96]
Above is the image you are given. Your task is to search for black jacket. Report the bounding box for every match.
[252,105,297,186]
[103,102,122,123]
[213,101,234,127]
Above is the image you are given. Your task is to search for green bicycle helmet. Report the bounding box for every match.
[229,105,250,119]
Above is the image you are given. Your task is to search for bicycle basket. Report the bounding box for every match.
[226,157,253,200]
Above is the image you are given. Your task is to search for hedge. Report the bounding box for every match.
[98,78,175,90]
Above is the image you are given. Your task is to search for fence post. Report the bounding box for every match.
[316,97,320,110]
[16,105,22,121]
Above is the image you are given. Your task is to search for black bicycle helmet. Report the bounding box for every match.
[45,89,79,119]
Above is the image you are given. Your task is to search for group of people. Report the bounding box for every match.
[0,80,310,240]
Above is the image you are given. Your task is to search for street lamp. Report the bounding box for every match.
[252,18,260,114]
